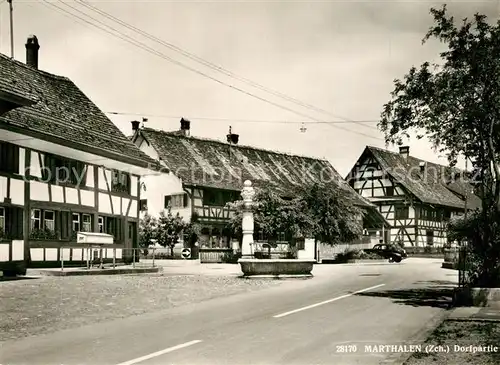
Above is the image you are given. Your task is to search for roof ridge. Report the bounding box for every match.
[367,145,463,172]
[0,53,70,82]
[142,127,329,162]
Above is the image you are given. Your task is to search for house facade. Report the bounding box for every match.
[346,145,482,250]
[0,36,158,274]
[131,119,389,262]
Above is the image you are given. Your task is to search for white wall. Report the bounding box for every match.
[297,239,316,260]
[137,136,192,223]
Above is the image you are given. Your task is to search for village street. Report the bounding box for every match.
[0,258,456,365]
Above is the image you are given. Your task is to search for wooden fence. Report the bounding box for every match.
[199,248,233,263]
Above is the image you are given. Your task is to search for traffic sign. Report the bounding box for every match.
[181,248,191,259]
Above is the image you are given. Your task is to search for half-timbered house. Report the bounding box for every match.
[131,119,389,262]
[0,36,158,273]
[347,145,482,250]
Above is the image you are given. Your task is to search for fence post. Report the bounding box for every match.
[86,246,90,270]
[133,249,136,268]
[61,248,64,272]
[113,248,116,268]
[152,247,155,268]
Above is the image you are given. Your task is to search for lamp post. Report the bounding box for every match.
[240,180,255,258]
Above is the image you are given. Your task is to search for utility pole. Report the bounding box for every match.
[7,0,13,58]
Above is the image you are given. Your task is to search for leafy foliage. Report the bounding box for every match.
[380,5,500,286]
[299,183,363,245]
[138,213,157,250]
[228,183,363,246]
[155,209,186,254]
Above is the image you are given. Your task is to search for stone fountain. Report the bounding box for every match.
[237,180,315,279]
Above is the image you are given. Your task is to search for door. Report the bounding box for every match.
[127,221,137,261]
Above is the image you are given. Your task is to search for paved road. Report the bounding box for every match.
[1,258,457,365]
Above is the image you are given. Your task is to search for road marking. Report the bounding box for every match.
[273,284,386,318]
[115,340,203,365]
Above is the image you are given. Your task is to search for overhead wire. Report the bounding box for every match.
[75,0,377,131]
[39,0,383,141]
[105,111,379,125]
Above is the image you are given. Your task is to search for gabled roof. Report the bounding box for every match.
[0,53,158,169]
[136,127,372,207]
[354,146,481,210]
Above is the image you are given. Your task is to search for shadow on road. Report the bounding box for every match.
[0,276,39,282]
[355,283,456,309]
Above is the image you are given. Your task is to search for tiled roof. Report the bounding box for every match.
[364,146,481,210]
[139,127,371,207]
[0,53,158,168]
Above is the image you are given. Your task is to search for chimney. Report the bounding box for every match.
[399,146,409,159]
[131,120,140,133]
[419,161,426,173]
[227,133,239,145]
[25,35,40,69]
[226,126,239,145]
[180,118,190,136]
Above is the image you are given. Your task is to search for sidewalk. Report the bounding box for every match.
[448,306,500,322]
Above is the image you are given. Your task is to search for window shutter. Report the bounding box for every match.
[164,196,171,208]
[16,207,24,238]
[183,194,188,207]
[60,211,69,239]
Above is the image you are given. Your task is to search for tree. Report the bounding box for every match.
[379,5,500,286]
[228,183,363,252]
[299,183,363,246]
[228,187,313,244]
[184,211,202,247]
[156,209,186,257]
[138,213,157,255]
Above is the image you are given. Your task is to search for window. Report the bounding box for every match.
[444,210,451,220]
[277,232,286,243]
[43,154,86,186]
[31,209,41,230]
[296,237,305,250]
[394,206,409,220]
[98,216,104,233]
[98,216,123,243]
[0,206,23,239]
[0,142,20,174]
[82,214,92,232]
[111,170,131,194]
[165,194,188,209]
[202,189,238,206]
[426,230,434,246]
[386,186,394,196]
[0,207,4,232]
[139,199,148,211]
[44,210,55,231]
[72,213,80,232]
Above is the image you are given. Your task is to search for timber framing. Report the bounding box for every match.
[346,146,482,248]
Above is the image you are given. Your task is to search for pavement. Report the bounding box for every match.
[448,306,500,322]
[1,258,459,365]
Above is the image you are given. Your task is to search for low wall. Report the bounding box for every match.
[239,259,314,277]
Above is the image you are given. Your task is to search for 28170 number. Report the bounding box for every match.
[336,345,358,353]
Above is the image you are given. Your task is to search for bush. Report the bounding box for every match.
[221,251,241,264]
[334,249,383,263]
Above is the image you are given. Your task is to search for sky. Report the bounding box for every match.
[1,0,499,176]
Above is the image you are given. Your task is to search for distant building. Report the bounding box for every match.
[0,36,157,273]
[346,145,482,249]
[131,119,389,262]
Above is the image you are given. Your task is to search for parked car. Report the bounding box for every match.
[363,244,408,263]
